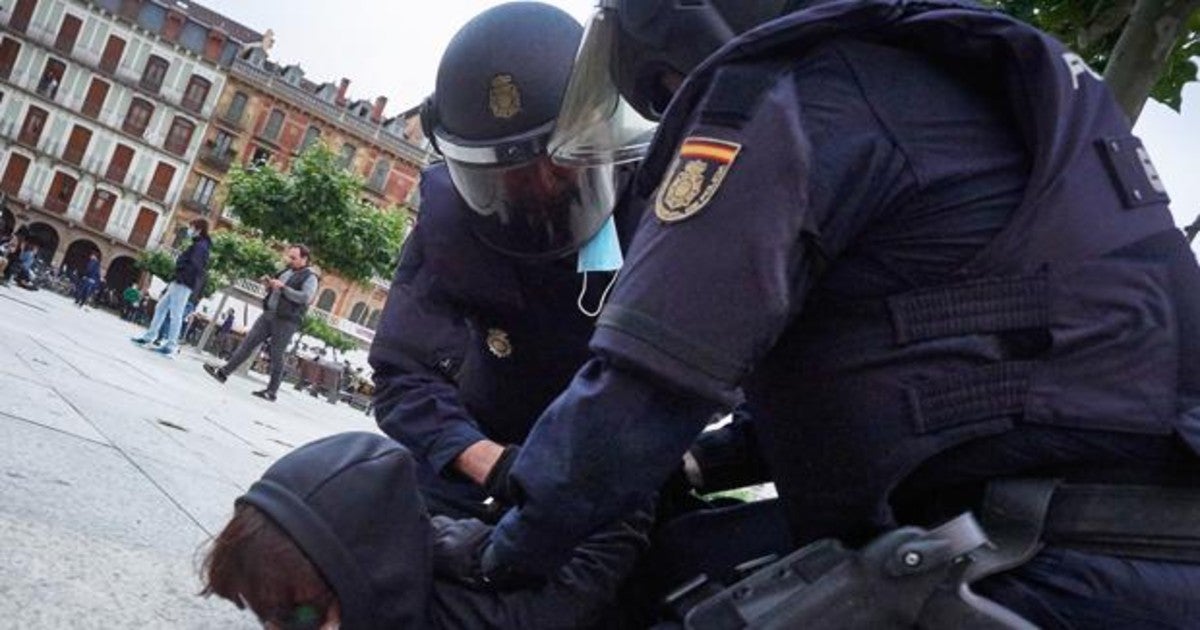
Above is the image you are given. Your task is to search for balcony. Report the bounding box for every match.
[198,145,236,173]
[216,110,245,132]
[181,198,212,215]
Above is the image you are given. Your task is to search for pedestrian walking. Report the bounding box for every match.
[204,244,318,401]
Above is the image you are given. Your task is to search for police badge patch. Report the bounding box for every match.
[655,137,742,223]
[489,74,521,119]
[486,328,513,358]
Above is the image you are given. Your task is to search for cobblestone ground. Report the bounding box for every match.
[0,286,378,629]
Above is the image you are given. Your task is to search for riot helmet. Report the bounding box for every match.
[548,0,790,166]
[423,2,618,260]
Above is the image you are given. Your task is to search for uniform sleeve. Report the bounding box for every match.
[592,71,817,405]
[490,71,819,574]
[368,226,488,475]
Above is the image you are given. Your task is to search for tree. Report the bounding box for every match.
[135,249,174,283]
[225,143,411,283]
[205,229,279,298]
[986,0,1200,121]
[300,314,359,353]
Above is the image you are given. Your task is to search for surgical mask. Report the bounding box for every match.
[187,228,197,238]
[576,216,623,317]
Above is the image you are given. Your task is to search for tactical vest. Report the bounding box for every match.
[640,0,1200,544]
[266,266,315,323]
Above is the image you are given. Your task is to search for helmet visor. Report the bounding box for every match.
[445,154,616,260]
[548,8,657,167]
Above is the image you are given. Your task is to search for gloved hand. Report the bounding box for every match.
[431,515,544,590]
[482,444,521,505]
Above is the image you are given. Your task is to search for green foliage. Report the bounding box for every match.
[985,0,1199,111]
[301,314,359,352]
[225,143,412,283]
[135,249,174,282]
[205,230,279,297]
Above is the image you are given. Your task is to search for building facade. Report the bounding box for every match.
[170,48,430,342]
[0,0,257,291]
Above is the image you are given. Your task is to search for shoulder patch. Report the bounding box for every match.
[655,137,742,223]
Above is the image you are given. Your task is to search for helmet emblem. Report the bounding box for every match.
[489,74,522,119]
[656,137,742,223]
[486,328,513,358]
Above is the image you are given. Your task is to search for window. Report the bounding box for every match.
[84,189,116,230]
[54,14,82,54]
[38,58,65,99]
[262,109,284,141]
[182,75,211,113]
[123,98,154,137]
[0,37,20,81]
[300,125,321,152]
[348,302,368,324]
[367,309,381,330]
[192,175,218,208]
[368,158,390,191]
[224,91,248,124]
[338,143,357,169]
[81,78,110,119]
[105,144,134,184]
[19,106,47,146]
[147,162,176,202]
[99,35,125,74]
[129,207,157,248]
[140,55,169,93]
[251,146,272,166]
[212,130,233,153]
[63,124,92,165]
[10,0,37,33]
[1,153,31,196]
[45,171,78,213]
[315,289,336,312]
[165,117,195,155]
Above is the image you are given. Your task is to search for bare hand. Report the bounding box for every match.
[268,279,285,289]
[455,440,507,486]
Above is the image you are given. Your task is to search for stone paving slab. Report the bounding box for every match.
[0,286,383,628]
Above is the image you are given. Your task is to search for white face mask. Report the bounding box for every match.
[187,228,198,238]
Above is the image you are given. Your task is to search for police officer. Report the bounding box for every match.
[368,2,767,529]
[463,0,1200,626]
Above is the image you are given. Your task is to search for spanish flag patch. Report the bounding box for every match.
[655,137,742,223]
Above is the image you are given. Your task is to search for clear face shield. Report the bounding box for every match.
[547,6,658,168]
[437,120,618,260]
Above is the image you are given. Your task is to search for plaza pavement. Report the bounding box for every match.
[0,286,379,628]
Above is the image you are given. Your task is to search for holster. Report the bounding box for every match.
[675,513,1033,629]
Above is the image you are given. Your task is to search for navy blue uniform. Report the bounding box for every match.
[369,164,644,517]
[492,1,1200,625]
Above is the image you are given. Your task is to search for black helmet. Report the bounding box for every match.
[421,2,619,261]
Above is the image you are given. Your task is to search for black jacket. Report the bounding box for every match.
[173,235,210,289]
[239,432,650,629]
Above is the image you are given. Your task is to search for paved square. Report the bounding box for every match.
[0,287,380,629]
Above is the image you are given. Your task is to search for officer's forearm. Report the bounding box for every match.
[454,439,505,485]
[490,357,720,575]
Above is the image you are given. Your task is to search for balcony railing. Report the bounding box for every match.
[199,145,235,172]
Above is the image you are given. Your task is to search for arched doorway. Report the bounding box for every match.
[105,255,138,292]
[63,238,101,277]
[26,222,59,266]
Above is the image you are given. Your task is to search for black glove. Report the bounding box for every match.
[482,444,521,505]
[431,515,544,590]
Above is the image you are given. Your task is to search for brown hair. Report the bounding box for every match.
[190,218,210,238]
[200,503,335,624]
[289,243,311,262]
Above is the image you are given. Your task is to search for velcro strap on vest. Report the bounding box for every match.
[910,362,1034,433]
[888,276,1049,345]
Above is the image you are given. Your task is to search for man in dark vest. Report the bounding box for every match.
[205,244,318,402]
[437,0,1200,626]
